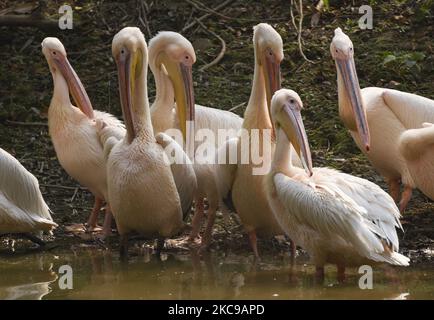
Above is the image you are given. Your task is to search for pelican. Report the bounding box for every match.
[148,31,243,247]
[216,23,301,258]
[0,147,57,244]
[42,38,125,236]
[266,89,409,281]
[331,28,434,212]
[99,27,197,257]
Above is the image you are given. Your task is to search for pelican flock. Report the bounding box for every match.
[216,23,301,258]
[6,18,434,283]
[98,27,197,257]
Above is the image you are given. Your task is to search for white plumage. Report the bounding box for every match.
[148,31,242,246]
[100,27,197,257]
[215,24,301,258]
[0,148,56,234]
[42,37,125,235]
[332,28,434,212]
[266,89,409,280]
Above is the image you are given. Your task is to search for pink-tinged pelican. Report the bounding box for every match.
[42,38,125,236]
[216,24,301,258]
[331,28,434,213]
[0,147,57,244]
[148,31,243,247]
[266,89,409,281]
[100,27,197,258]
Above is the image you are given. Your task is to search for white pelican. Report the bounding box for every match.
[0,147,57,244]
[266,89,409,281]
[331,28,434,212]
[99,27,197,257]
[148,31,243,247]
[42,38,125,236]
[216,23,301,258]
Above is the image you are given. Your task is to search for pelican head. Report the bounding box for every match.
[253,23,284,112]
[148,31,196,141]
[271,89,313,176]
[331,28,370,151]
[112,27,148,143]
[42,37,94,118]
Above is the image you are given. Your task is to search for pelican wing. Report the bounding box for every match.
[399,123,434,160]
[94,110,125,140]
[0,148,56,233]
[94,113,126,161]
[156,133,197,219]
[378,88,434,129]
[194,104,243,134]
[274,167,408,265]
[316,168,403,250]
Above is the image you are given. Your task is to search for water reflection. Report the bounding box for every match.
[0,247,432,300]
[0,254,57,299]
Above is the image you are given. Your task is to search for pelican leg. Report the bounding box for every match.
[248,230,260,260]
[156,238,165,257]
[102,205,114,238]
[387,178,400,203]
[119,234,129,261]
[337,265,346,283]
[201,204,217,249]
[289,239,296,257]
[86,197,103,231]
[315,266,325,283]
[399,185,413,213]
[188,198,204,241]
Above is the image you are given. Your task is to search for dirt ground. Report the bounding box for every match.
[0,1,433,264]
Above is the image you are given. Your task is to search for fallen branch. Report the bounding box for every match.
[181,0,232,33]
[0,14,58,30]
[195,19,226,72]
[6,120,48,127]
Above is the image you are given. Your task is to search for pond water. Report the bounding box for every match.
[0,247,433,300]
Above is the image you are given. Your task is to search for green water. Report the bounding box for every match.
[0,248,433,300]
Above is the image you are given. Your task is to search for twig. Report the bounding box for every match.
[6,120,47,126]
[290,0,315,64]
[228,102,246,113]
[185,0,231,20]
[40,184,88,191]
[70,187,79,202]
[181,0,232,33]
[138,0,152,39]
[195,19,226,72]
